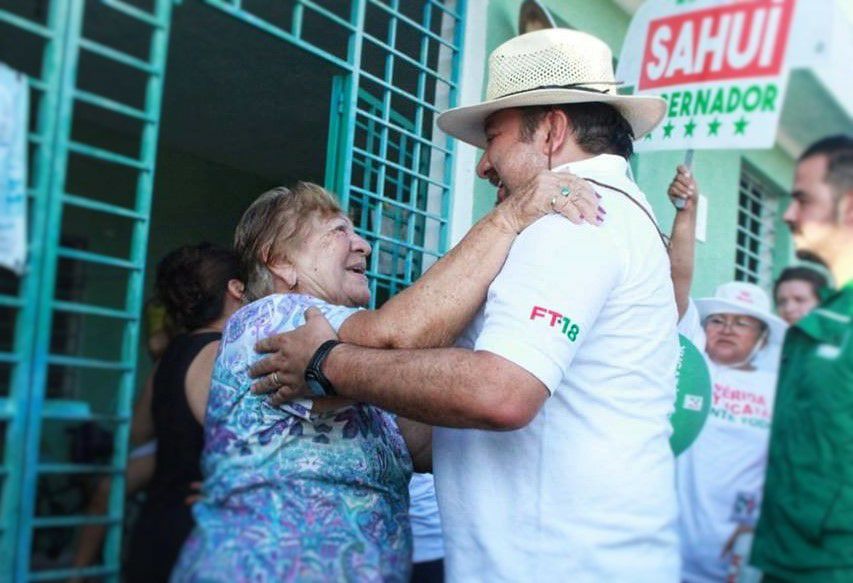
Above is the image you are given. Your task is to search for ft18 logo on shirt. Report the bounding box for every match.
[530,305,581,342]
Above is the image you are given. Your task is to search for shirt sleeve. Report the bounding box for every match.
[315,302,361,332]
[678,299,706,353]
[474,215,624,394]
[292,296,361,333]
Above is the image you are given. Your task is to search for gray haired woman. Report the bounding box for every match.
[174,175,599,582]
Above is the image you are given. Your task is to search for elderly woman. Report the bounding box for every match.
[667,167,788,582]
[172,176,599,581]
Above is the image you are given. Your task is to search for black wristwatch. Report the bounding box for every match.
[304,340,342,397]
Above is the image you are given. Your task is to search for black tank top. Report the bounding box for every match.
[147,331,220,506]
[125,332,221,582]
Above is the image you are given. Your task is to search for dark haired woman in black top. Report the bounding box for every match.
[125,243,244,582]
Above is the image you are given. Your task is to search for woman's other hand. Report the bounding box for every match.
[494,170,604,234]
[249,307,338,404]
[667,164,698,211]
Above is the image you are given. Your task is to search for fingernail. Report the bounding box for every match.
[599,206,607,214]
[579,213,585,220]
[596,215,604,224]
[595,192,602,199]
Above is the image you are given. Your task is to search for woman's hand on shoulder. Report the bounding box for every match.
[494,170,604,234]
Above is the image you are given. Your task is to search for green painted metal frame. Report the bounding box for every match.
[0,2,70,577]
[1,0,175,580]
[329,0,466,306]
[735,164,779,289]
[289,0,467,306]
[2,0,465,579]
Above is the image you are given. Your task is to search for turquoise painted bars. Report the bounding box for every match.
[0,1,464,580]
[1,1,174,580]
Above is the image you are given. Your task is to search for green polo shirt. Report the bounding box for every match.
[751,281,853,580]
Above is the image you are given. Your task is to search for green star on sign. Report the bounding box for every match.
[734,117,749,135]
[663,121,675,139]
[707,118,722,136]
[684,119,697,137]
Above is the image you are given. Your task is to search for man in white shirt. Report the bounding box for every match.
[252,29,680,581]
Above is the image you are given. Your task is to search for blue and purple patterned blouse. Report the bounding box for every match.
[172,294,413,582]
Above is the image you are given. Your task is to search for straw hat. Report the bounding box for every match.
[695,282,788,351]
[436,28,667,149]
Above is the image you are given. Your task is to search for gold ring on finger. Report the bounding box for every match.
[550,195,558,211]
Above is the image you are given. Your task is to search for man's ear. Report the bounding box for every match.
[544,109,570,154]
[267,261,298,290]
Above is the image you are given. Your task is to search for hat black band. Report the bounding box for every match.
[499,81,624,99]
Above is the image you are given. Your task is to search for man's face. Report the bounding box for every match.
[783,155,841,256]
[476,108,549,204]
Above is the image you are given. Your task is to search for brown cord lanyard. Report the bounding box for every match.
[545,143,669,250]
[584,177,671,250]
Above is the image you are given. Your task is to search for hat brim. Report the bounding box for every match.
[436,88,667,149]
[695,298,788,349]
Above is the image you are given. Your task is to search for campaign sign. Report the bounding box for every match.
[617,0,797,151]
[671,334,712,456]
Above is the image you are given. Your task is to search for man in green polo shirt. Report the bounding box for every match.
[750,134,853,582]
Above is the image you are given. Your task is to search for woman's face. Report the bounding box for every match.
[775,279,819,325]
[703,313,766,366]
[289,213,371,307]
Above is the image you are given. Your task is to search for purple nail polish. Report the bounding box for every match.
[579,213,585,220]
[599,206,607,214]
[595,192,602,199]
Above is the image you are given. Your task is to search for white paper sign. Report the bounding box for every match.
[0,63,28,275]
[616,0,798,151]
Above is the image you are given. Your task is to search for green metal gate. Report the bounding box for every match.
[1,0,174,580]
[0,0,464,580]
[0,1,70,577]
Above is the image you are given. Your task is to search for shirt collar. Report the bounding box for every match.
[553,154,629,178]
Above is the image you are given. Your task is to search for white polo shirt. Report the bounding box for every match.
[433,154,680,582]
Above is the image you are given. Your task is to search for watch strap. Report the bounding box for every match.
[305,339,342,396]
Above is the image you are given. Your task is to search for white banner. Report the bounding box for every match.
[0,62,28,275]
[616,0,801,151]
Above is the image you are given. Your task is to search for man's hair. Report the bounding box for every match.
[234,182,341,302]
[798,134,853,201]
[518,102,635,160]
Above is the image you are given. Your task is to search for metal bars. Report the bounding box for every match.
[0,1,69,576]
[2,0,465,578]
[344,0,465,306]
[2,0,174,580]
[735,166,779,289]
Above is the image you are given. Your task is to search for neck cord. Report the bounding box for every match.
[583,177,671,250]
